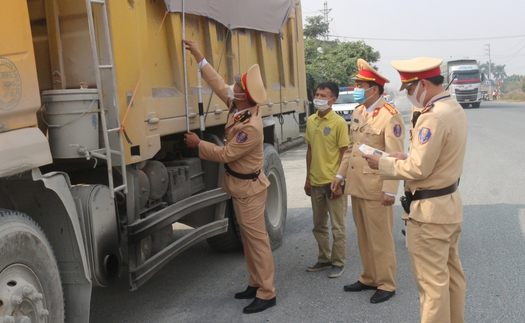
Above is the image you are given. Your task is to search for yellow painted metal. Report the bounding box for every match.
[9,0,306,164]
[0,0,41,131]
[105,0,306,164]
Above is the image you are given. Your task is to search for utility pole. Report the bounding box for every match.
[319,1,332,41]
[485,44,492,100]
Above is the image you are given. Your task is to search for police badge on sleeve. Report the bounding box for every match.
[418,127,431,144]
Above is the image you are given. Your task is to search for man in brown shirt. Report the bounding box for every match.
[183,39,276,314]
[364,57,467,323]
[332,59,404,304]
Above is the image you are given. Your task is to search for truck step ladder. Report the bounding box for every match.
[85,0,127,197]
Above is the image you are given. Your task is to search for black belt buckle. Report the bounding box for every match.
[252,170,260,181]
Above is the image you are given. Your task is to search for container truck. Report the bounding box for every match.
[0,0,307,321]
[441,59,484,108]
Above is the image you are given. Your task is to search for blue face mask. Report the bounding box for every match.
[353,87,373,104]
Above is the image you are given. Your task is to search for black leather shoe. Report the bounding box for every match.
[343,281,377,292]
[370,290,395,303]
[243,297,276,314]
[234,286,259,299]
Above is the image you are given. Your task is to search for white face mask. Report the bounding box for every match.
[406,82,427,109]
[228,84,245,101]
[313,98,332,111]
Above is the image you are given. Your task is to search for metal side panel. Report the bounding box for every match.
[71,184,120,287]
[129,218,228,290]
[127,188,229,243]
[0,128,52,177]
[31,168,91,282]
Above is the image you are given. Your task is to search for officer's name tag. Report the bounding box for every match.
[359,143,389,157]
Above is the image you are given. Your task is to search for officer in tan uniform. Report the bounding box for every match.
[331,59,404,304]
[183,39,276,314]
[363,57,467,323]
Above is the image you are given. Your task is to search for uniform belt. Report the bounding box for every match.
[224,163,260,181]
[411,182,458,201]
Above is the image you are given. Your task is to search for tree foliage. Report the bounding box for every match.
[479,61,508,85]
[502,74,524,93]
[303,16,329,39]
[303,16,380,108]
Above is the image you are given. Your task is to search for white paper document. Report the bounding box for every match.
[359,144,389,157]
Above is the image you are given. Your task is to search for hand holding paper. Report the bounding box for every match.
[358,144,389,157]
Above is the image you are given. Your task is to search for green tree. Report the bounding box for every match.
[303,16,329,40]
[479,61,496,83]
[492,64,507,82]
[303,17,380,109]
[503,74,524,93]
[479,62,508,86]
[304,39,380,108]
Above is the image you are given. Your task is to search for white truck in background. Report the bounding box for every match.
[441,59,485,108]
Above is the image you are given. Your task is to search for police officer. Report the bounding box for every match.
[183,39,276,314]
[363,57,467,323]
[331,59,404,304]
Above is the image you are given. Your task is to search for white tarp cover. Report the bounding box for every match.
[164,0,294,34]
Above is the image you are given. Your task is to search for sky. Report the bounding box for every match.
[300,0,525,91]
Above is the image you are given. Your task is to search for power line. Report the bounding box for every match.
[326,34,525,42]
[501,42,525,64]
[498,37,525,52]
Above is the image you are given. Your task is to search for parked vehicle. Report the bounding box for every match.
[441,59,484,108]
[332,86,358,124]
[0,0,307,321]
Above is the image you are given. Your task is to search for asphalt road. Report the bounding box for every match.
[90,99,525,323]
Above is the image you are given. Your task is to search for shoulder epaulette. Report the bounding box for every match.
[421,103,434,114]
[234,110,252,123]
[383,103,399,115]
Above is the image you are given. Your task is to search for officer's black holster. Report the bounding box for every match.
[400,191,412,214]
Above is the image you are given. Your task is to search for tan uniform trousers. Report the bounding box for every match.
[311,185,348,266]
[407,219,466,323]
[232,188,276,300]
[351,196,396,292]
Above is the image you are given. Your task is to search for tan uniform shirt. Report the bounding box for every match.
[338,98,405,201]
[379,91,468,224]
[197,64,270,198]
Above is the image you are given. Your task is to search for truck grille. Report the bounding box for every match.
[455,89,478,102]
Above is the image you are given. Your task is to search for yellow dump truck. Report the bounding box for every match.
[0,0,307,321]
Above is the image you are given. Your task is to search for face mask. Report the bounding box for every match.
[406,82,427,109]
[353,87,373,104]
[313,98,331,111]
[228,84,245,101]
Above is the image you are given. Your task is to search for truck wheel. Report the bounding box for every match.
[206,199,243,252]
[263,144,287,250]
[207,144,287,251]
[0,210,65,322]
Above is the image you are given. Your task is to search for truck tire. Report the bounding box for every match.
[206,199,243,252]
[207,144,287,251]
[0,209,65,322]
[263,143,287,250]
